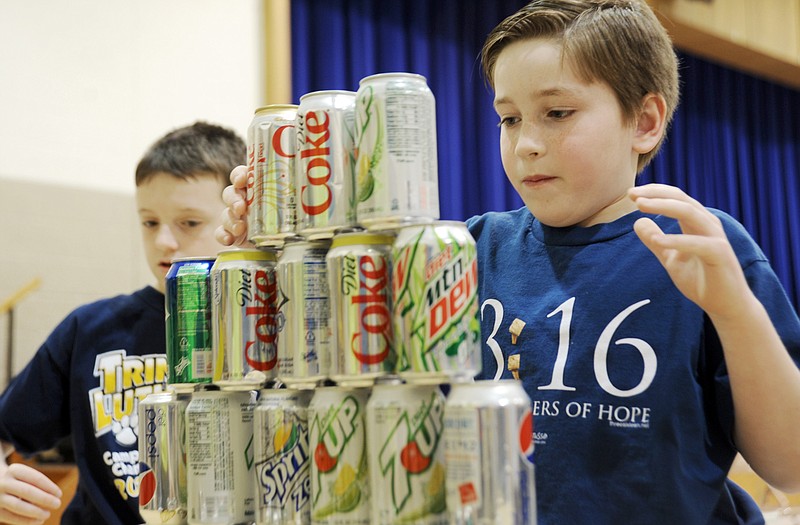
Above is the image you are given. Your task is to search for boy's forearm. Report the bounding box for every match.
[712,293,800,491]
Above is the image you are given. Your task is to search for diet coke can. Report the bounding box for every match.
[253,388,313,525]
[443,380,537,525]
[138,389,191,525]
[211,248,279,389]
[392,221,480,383]
[186,388,257,525]
[326,230,396,386]
[247,105,299,248]
[276,237,332,389]
[366,379,447,525]
[354,72,439,230]
[308,386,370,525]
[295,90,357,239]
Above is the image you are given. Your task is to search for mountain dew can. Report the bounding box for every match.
[308,386,370,524]
[354,72,439,231]
[366,380,447,525]
[254,388,313,525]
[392,221,480,383]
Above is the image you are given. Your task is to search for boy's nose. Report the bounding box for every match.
[155,225,179,250]
[515,122,544,157]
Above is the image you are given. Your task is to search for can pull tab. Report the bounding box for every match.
[508,354,520,380]
[509,317,526,345]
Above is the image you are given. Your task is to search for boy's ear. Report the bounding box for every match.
[632,93,667,154]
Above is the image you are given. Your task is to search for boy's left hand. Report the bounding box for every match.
[628,183,751,321]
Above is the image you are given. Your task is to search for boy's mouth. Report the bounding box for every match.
[522,175,555,186]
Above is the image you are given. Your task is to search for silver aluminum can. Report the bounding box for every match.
[276,237,331,389]
[186,388,257,525]
[212,248,279,389]
[295,90,357,239]
[354,72,439,230]
[248,105,299,248]
[366,381,447,525]
[326,231,396,386]
[254,388,313,525]
[392,221,481,384]
[139,390,191,525]
[308,386,370,525]
[443,380,537,525]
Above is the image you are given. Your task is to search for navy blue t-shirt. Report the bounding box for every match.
[0,286,168,525]
[467,207,800,525]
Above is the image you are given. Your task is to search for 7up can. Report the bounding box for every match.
[366,380,447,525]
[354,72,439,230]
[254,388,313,525]
[443,380,537,525]
[392,221,480,383]
[308,386,370,524]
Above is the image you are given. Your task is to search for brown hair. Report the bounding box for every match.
[135,121,245,187]
[481,0,679,171]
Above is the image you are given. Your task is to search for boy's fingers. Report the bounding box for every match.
[230,165,248,188]
[5,465,61,501]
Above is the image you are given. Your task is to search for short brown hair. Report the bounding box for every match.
[135,121,245,186]
[481,0,679,171]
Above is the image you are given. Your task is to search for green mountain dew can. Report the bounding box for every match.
[366,380,447,525]
[392,221,481,383]
[165,257,216,387]
[354,72,439,231]
[308,386,370,524]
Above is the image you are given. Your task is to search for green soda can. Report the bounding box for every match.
[366,378,447,525]
[392,221,481,383]
[165,257,215,386]
[308,386,370,524]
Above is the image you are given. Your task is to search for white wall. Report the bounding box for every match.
[0,0,266,385]
[0,0,265,193]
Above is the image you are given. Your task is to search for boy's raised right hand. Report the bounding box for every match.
[215,165,251,247]
[0,462,62,525]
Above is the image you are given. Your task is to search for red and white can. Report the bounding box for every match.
[275,237,332,389]
[443,380,537,525]
[295,90,357,239]
[211,248,279,389]
[326,230,396,386]
[354,72,439,230]
[247,104,299,248]
[392,221,481,383]
[366,379,447,525]
[308,386,370,525]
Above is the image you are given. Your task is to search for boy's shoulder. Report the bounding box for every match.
[466,207,530,238]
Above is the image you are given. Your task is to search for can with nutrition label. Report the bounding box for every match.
[186,387,257,525]
[391,221,481,383]
[354,72,439,231]
[295,90,357,239]
[443,380,537,525]
[211,248,279,389]
[326,230,396,386]
[275,237,332,389]
[366,378,447,525]
[165,257,216,386]
[253,388,313,525]
[308,386,371,525]
[247,104,299,248]
[138,389,191,525]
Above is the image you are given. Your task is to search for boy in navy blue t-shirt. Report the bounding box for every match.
[0,122,244,525]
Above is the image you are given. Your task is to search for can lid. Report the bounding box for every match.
[330,231,395,248]
[255,104,299,115]
[359,72,428,85]
[169,255,217,264]
[372,374,404,386]
[215,248,277,263]
[299,90,356,101]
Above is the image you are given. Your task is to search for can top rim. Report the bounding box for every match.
[169,256,216,264]
[359,72,428,84]
[254,104,299,115]
[299,90,357,101]
[330,232,395,248]
[216,248,277,262]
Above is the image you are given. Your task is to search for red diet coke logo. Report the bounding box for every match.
[299,110,332,216]
[240,268,279,370]
[351,255,392,365]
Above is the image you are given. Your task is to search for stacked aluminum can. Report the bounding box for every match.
[141,72,535,525]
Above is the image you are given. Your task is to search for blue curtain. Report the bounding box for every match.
[290,0,800,310]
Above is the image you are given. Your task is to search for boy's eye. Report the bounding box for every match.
[141,220,158,229]
[498,116,521,128]
[547,109,573,119]
[181,219,203,229]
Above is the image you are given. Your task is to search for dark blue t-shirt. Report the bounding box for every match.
[0,286,168,525]
[467,207,800,525]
